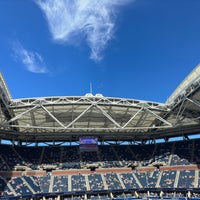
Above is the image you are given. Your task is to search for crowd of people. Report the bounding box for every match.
[0,138,199,199]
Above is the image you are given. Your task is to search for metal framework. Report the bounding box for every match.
[0,64,200,144]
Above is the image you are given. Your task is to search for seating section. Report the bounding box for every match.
[104,173,123,190]
[173,140,192,164]
[129,144,155,167]
[39,176,50,193]
[15,146,43,169]
[62,146,80,163]
[159,170,176,188]
[0,138,199,198]
[152,142,173,165]
[170,154,191,166]
[71,174,87,191]
[23,176,40,193]
[147,170,160,188]
[52,175,68,193]
[0,139,199,170]
[119,173,140,189]
[2,181,14,197]
[177,170,195,188]
[0,169,199,197]
[0,145,24,170]
[42,146,61,165]
[81,152,99,163]
[193,140,200,164]
[88,173,104,191]
[134,172,147,188]
[8,177,32,196]
[0,177,7,195]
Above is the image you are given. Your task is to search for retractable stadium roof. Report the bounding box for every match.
[0,64,200,144]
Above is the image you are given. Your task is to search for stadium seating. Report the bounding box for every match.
[88,173,105,191]
[119,173,140,189]
[71,174,87,191]
[0,138,200,199]
[177,170,195,188]
[0,139,199,171]
[159,170,176,188]
[0,169,199,198]
[52,175,68,193]
[104,173,123,190]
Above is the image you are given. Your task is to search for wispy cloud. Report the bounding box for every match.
[12,41,48,74]
[35,0,133,61]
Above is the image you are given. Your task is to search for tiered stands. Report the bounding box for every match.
[177,170,195,188]
[88,173,104,191]
[134,172,147,188]
[23,176,40,194]
[119,173,140,189]
[52,175,68,193]
[104,173,123,190]
[0,170,199,198]
[15,146,42,169]
[39,176,50,193]
[146,170,160,188]
[0,139,199,170]
[8,176,32,196]
[159,170,176,188]
[0,145,23,171]
[71,174,87,191]
[0,138,199,199]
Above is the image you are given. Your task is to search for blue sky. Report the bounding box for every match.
[0,0,200,103]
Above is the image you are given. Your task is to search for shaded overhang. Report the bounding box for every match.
[0,95,172,142]
[1,63,200,143]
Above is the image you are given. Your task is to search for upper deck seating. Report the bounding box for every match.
[23,176,40,193]
[39,176,50,193]
[71,174,87,191]
[88,173,105,191]
[177,170,195,188]
[119,173,140,189]
[159,170,176,188]
[52,175,68,193]
[104,173,123,190]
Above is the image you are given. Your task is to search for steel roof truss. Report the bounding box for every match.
[65,104,94,128]
[122,107,143,128]
[3,104,39,127]
[144,107,172,127]
[135,110,149,127]
[175,98,188,123]
[95,104,121,128]
[186,97,200,108]
[41,105,66,128]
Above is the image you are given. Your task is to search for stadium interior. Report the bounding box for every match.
[0,65,200,200]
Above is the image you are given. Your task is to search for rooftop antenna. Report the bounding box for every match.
[90,82,93,94]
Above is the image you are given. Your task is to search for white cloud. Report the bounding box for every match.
[35,0,133,61]
[13,41,48,74]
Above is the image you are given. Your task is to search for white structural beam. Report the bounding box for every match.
[144,107,172,127]
[65,104,94,129]
[41,105,66,128]
[96,104,121,128]
[122,107,143,128]
[2,104,39,126]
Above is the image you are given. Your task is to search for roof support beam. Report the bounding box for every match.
[122,107,143,128]
[41,105,66,128]
[175,98,187,122]
[96,104,121,128]
[65,104,94,129]
[186,97,200,108]
[2,104,39,126]
[144,107,172,127]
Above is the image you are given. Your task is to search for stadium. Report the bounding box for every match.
[0,64,200,200]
